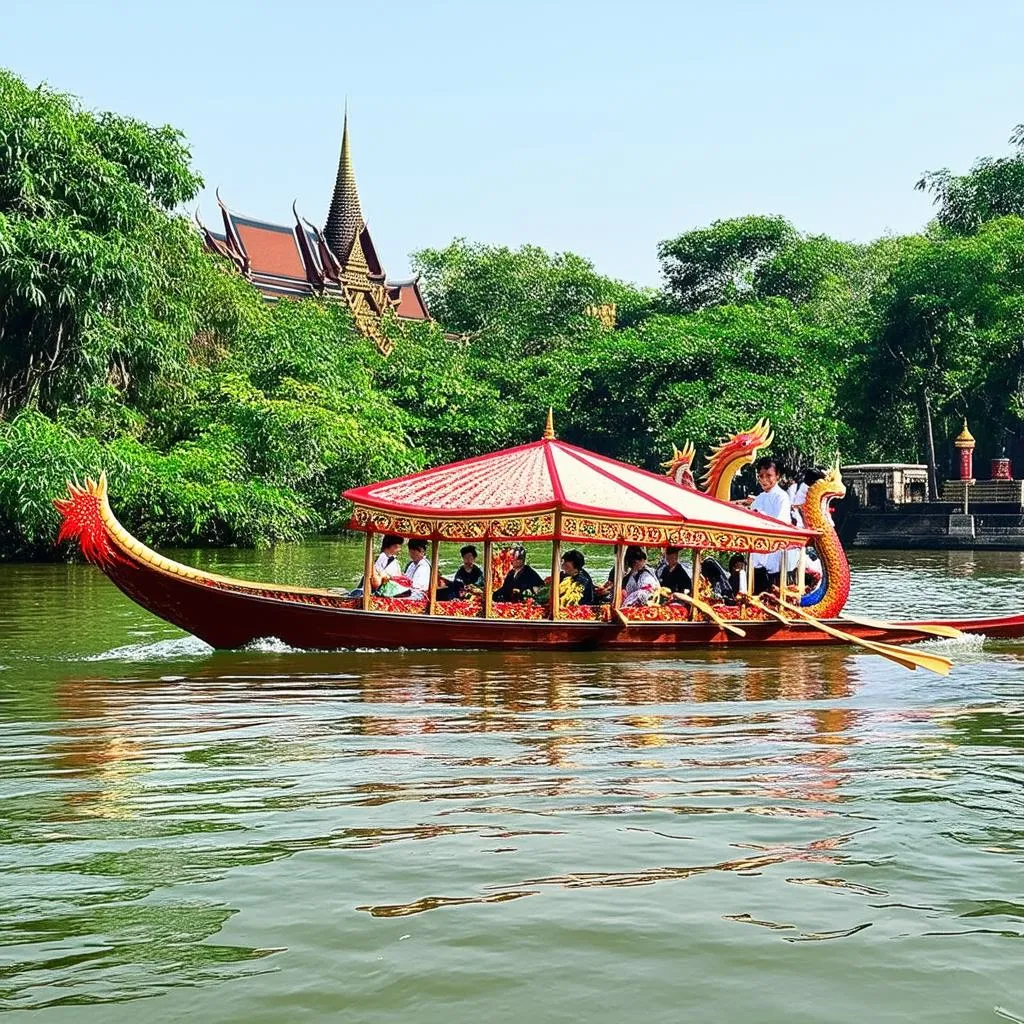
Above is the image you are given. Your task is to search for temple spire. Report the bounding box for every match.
[324,107,364,263]
[543,408,556,440]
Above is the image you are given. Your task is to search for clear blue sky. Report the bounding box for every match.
[4,0,1023,285]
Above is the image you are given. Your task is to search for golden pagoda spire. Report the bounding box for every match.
[324,105,364,263]
[954,418,976,448]
[543,408,556,439]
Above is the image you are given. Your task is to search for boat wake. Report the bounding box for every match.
[915,632,987,656]
[242,637,308,654]
[83,635,214,662]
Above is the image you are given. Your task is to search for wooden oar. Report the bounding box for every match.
[672,593,747,638]
[769,596,953,676]
[837,612,963,641]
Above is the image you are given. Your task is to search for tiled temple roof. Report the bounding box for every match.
[198,110,432,352]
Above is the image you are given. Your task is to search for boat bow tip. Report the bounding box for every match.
[54,471,118,568]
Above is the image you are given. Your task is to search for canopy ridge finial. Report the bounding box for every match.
[543,408,555,440]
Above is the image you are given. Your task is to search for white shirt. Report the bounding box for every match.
[790,483,809,527]
[374,551,399,575]
[787,482,810,570]
[623,565,660,606]
[750,485,791,573]
[404,557,432,597]
[358,550,398,590]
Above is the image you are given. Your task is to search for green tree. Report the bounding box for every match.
[171,300,418,532]
[550,300,850,472]
[916,124,1024,235]
[852,218,1024,492]
[0,69,219,417]
[412,239,616,358]
[657,215,797,311]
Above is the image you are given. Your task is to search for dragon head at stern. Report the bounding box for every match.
[700,418,774,501]
[660,440,697,487]
[54,473,119,568]
[799,458,850,617]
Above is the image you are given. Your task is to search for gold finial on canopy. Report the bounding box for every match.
[543,407,555,439]
[954,419,976,448]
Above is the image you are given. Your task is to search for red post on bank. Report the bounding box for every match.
[954,420,976,481]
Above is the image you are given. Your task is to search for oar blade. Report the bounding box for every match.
[841,612,964,641]
[773,598,954,676]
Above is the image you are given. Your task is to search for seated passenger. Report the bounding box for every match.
[559,549,595,605]
[701,557,735,604]
[352,533,404,597]
[657,546,692,598]
[622,547,660,607]
[493,545,544,602]
[398,539,431,600]
[437,545,484,601]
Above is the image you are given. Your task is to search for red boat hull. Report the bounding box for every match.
[102,552,1024,651]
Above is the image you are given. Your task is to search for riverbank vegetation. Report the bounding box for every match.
[2,66,1023,558]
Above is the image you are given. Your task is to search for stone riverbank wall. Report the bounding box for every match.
[847,503,1024,550]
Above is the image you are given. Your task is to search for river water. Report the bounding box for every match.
[1,542,1023,1022]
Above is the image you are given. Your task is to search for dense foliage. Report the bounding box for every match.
[2,66,1022,558]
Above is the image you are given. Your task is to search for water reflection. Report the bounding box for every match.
[1,558,1023,1016]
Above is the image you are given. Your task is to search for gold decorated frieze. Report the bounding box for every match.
[350,503,801,551]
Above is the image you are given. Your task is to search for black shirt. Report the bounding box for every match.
[494,564,544,601]
[436,562,483,601]
[657,561,692,594]
[449,563,483,589]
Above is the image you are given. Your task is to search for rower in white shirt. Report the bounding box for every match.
[402,539,432,600]
[742,457,791,593]
[352,533,405,597]
[374,534,405,577]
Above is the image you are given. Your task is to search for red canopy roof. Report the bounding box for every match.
[345,429,815,553]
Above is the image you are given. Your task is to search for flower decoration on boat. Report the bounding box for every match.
[558,604,610,622]
[559,575,584,607]
[621,605,694,622]
[438,519,489,540]
[369,596,429,614]
[491,547,517,591]
[491,600,547,620]
[433,599,483,618]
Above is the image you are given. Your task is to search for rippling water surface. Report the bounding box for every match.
[2,543,1023,1022]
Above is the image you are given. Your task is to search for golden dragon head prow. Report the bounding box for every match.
[700,418,774,501]
[804,456,847,528]
[660,440,697,487]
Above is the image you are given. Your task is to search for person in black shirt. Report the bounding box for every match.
[701,556,735,604]
[657,547,692,598]
[559,549,595,605]
[437,545,484,601]
[493,545,545,602]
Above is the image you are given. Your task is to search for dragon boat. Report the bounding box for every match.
[55,415,1024,673]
